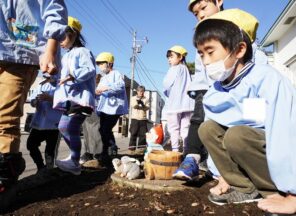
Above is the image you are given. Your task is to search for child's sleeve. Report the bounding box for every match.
[163,67,178,97]
[29,85,41,107]
[70,49,96,83]
[41,0,68,41]
[104,72,126,95]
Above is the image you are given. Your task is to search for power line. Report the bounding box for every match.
[136,55,164,97]
[135,66,143,85]
[69,0,129,54]
[101,0,134,35]
[73,0,126,50]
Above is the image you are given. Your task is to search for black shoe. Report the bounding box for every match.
[94,154,111,167]
[0,184,17,213]
[79,152,94,164]
[208,187,262,205]
[0,152,25,189]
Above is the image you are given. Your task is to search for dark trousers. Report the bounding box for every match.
[184,90,207,160]
[99,112,120,155]
[26,128,60,169]
[129,119,148,150]
[82,111,102,155]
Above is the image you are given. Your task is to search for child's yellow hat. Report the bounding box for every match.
[96,52,114,63]
[200,9,259,42]
[68,16,82,32]
[168,45,188,57]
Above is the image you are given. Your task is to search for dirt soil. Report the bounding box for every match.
[3,157,265,216]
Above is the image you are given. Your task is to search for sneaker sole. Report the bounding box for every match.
[208,194,262,206]
[172,171,192,181]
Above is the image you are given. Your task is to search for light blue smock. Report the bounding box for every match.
[53,47,96,110]
[0,0,67,65]
[187,43,268,91]
[204,63,296,194]
[96,70,128,115]
[163,64,194,114]
[29,77,62,130]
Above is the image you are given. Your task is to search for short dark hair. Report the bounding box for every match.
[190,0,224,12]
[65,26,86,48]
[137,85,145,91]
[193,19,253,63]
[166,50,186,63]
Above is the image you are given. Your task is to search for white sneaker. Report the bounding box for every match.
[56,158,81,175]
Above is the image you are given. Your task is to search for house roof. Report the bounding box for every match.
[261,0,296,47]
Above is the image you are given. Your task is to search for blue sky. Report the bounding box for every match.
[65,0,289,95]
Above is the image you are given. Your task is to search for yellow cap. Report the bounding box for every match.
[96,52,114,63]
[68,16,82,32]
[188,0,198,12]
[168,45,188,57]
[200,9,259,42]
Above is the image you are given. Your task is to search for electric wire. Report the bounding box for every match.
[101,0,134,35]
[69,0,127,54]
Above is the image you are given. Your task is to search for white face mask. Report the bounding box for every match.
[206,53,238,82]
[100,68,109,74]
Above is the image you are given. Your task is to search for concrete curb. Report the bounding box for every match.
[111,174,191,192]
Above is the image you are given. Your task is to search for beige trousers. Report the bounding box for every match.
[0,63,38,153]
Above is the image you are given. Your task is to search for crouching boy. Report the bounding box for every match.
[194,9,296,213]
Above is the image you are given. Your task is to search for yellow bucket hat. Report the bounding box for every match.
[199,9,259,42]
[96,52,114,63]
[68,16,82,32]
[168,45,188,57]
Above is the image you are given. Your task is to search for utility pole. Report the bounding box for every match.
[128,31,148,135]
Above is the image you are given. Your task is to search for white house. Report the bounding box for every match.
[145,90,164,124]
[261,0,296,85]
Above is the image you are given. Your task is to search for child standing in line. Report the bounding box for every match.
[163,45,194,153]
[195,9,296,210]
[95,52,128,164]
[27,75,62,172]
[54,16,96,175]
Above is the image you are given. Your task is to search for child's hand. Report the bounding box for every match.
[59,76,74,85]
[95,86,109,95]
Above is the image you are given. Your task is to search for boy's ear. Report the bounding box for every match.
[235,42,247,59]
[216,0,223,9]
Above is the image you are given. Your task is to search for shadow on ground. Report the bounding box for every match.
[2,167,112,214]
